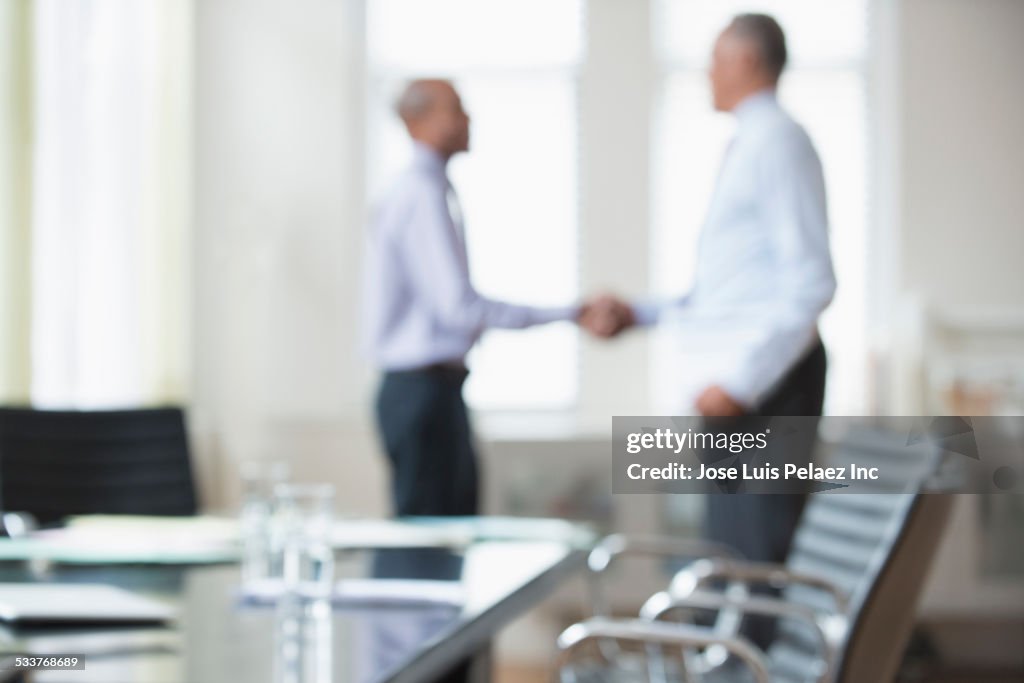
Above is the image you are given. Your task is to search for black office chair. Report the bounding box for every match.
[0,407,198,525]
[558,425,954,683]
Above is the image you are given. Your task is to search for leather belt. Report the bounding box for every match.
[388,361,469,382]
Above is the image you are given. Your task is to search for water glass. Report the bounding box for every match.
[239,460,289,587]
[273,483,335,600]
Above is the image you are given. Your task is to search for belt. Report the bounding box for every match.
[387,362,469,382]
[424,361,469,379]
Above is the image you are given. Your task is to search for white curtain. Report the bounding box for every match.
[0,0,33,403]
[28,0,191,408]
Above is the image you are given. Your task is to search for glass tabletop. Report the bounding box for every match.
[0,540,584,683]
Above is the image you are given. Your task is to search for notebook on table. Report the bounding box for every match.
[0,584,175,626]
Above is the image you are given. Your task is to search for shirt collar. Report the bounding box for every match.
[412,141,448,175]
[733,88,778,127]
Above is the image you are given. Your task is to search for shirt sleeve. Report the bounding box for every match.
[395,178,578,333]
[719,130,836,407]
[631,293,692,327]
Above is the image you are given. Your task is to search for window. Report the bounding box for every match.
[28,0,190,408]
[365,0,584,410]
[651,0,869,414]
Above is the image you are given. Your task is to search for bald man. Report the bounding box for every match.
[363,80,585,518]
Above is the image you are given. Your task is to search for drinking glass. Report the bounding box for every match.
[239,460,289,588]
[273,483,335,600]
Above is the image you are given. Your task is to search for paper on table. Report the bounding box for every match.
[0,583,175,624]
[335,578,465,607]
[404,516,595,546]
[0,515,240,565]
[238,578,465,608]
[331,516,593,548]
[64,514,238,538]
[330,519,473,549]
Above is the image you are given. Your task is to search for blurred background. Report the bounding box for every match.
[1,0,1022,679]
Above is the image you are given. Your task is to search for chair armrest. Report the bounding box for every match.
[640,589,846,682]
[586,534,742,618]
[587,534,742,574]
[556,617,771,683]
[669,558,849,612]
[582,535,744,665]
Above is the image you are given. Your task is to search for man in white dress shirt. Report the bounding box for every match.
[587,14,836,647]
[363,80,583,519]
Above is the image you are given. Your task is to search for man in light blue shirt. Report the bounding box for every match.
[363,79,582,518]
[590,18,835,416]
[586,14,836,648]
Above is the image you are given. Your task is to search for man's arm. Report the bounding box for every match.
[631,293,692,327]
[577,290,693,338]
[396,180,578,332]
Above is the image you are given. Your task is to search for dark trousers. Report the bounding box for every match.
[703,339,827,649]
[375,369,479,517]
[375,370,481,683]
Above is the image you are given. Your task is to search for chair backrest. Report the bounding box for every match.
[0,407,198,525]
[768,426,951,683]
[835,493,952,682]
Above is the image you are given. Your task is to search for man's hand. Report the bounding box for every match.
[578,294,636,339]
[696,385,746,417]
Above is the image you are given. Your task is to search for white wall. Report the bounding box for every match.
[896,0,1024,620]
[192,0,384,513]
[577,0,654,416]
[898,0,1024,312]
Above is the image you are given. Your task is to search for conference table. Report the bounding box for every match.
[0,520,591,683]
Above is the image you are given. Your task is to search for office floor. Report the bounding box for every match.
[913,676,1024,683]
[495,664,546,683]
[496,664,1024,683]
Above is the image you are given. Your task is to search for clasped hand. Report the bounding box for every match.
[577,294,635,339]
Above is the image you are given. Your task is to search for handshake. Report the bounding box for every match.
[577,294,636,339]
[573,294,745,416]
